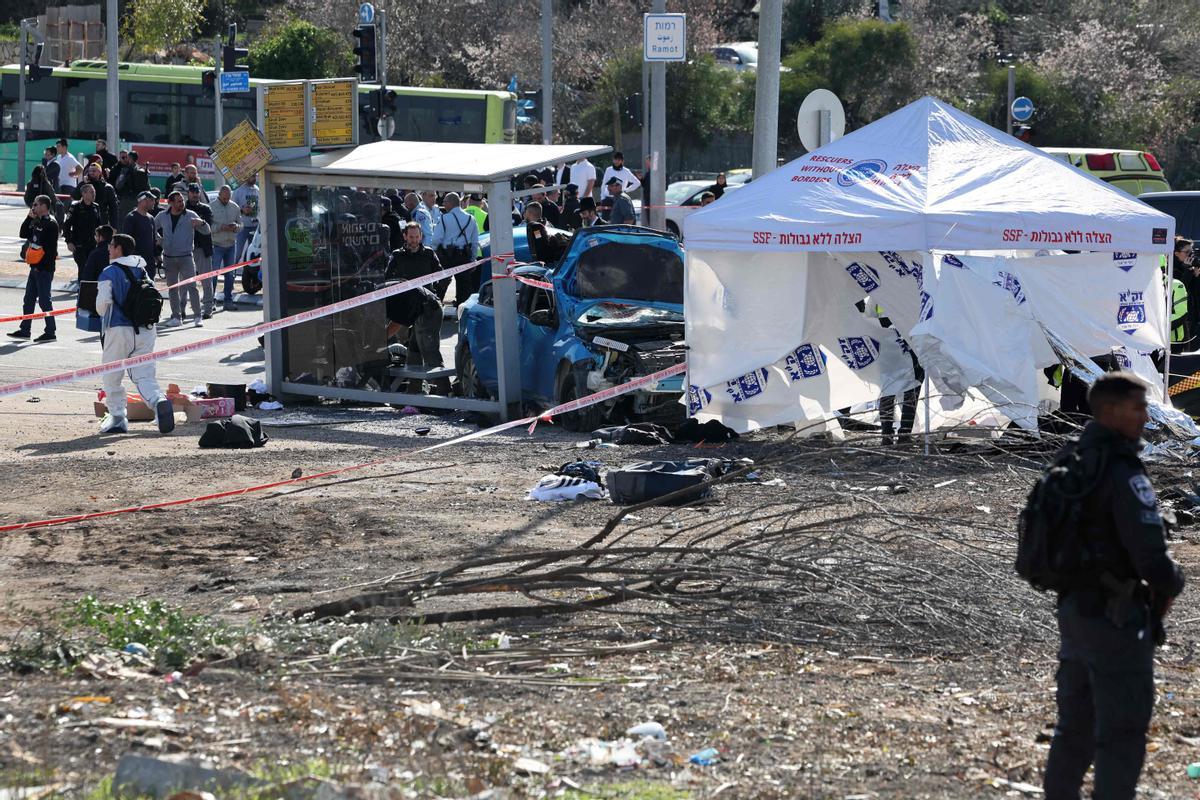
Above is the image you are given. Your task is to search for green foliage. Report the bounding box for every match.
[68,595,230,670]
[578,50,752,151]
[248,18,353,80]
[973,64,1092,146]
[0,21,19,41]
[782,0,867,52]
[122,0,205,56]
[780,18,918,144]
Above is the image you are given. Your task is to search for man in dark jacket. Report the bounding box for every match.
[385,222,448,394]
[41,146,61,189]
[76,162,119,226]
[8,196,60,342]
[63,183,102,290]
[122,191,159,279]
[92,139,118,173]
[1042,372,1185,800]
[114,150,152,220]
[186,184,216,318]
[380,196,405,252]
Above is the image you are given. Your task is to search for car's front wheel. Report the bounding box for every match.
[457,345,489,399]
[557,371,604,433]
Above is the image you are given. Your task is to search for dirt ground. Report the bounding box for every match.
[0,392,1198,799]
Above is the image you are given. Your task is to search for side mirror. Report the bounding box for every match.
[529,309,554,327]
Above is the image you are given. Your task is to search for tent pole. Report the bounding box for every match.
[1163,261,1172,402]
[923,375,931,456]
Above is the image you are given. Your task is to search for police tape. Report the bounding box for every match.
[166,256,261,290]
[0,257,487,400]
[0,307,77,324]
[0,360,688,532]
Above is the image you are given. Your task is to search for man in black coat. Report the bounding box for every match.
[62,183,103,290]
[113,150,152,220]
[385,222,448,394]
[1041,373,1185,799]
[76,162,119,226]
[8,196,61,342]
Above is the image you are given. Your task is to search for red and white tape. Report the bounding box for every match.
[0,257,486,400]
[166,256,261,290]
[0,359,688,532]
[0,307,77,324]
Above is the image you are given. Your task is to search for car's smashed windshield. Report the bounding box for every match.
[571,241,684,305]
[576,302,684,327]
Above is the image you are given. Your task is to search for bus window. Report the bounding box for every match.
[395,95,485,143]
[177,82,214,145]
[63,77,105,139]
[27,101,59,134]
[123,81,173,143]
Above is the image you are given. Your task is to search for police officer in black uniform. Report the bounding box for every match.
[1042,372,1185,800]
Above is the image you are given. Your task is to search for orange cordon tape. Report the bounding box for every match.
[0,361,688,533]
[0,307,77,324]
[166,256,261,290]
[0,256,486,400]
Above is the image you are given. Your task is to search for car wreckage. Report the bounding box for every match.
[457,225,686,429]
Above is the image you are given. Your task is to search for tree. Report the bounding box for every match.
[248,18,353,81]
[780,18,918,146]
[122,0,205,58]
[782,0,868,53]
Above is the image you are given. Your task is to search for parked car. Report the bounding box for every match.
[1040,147,1170,196]
[1139,191,1200,240]
[664,179,741,239]
[711,42,759,71]
[457,225,686,430]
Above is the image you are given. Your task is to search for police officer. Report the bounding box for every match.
[1042,372,1185,800]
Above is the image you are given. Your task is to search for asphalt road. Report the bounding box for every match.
[0,284,266,401]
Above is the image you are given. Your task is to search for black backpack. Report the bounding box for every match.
[1015,443,1108,592]
[117,263,164,332]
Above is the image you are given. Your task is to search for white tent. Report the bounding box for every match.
[683,97,1177,434]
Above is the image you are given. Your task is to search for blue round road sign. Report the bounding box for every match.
[358,2,375,23]
[1011,96,1035,122]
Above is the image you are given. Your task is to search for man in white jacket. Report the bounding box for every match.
[94,233,174,435]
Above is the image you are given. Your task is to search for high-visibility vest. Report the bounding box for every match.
[1172,278,1188,343]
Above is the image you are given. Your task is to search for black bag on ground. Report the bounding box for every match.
[608,459,719,506]
[117,264,164,333]
[1015,443,1107,592]
[198,414,269,449]
[672,418,739,443]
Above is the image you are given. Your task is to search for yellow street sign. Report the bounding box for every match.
[208,119,272,186]
[311,79,356,148]
[263,82,306,149]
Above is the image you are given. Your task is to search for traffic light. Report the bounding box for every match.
[27,41,51,83]
[352,25,377,83]
[624,93,643,125]
[222,23,248,74]
[202,69,215,98]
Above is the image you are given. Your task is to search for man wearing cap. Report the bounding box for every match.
[605,176,637,225]
[186,184,216,318]
[601,151,642,196]
[122,191,158,277]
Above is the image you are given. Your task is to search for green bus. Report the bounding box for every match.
[0,60,517,186]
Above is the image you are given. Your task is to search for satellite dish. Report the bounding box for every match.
[797,89,846,153]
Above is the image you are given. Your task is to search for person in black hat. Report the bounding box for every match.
[578,196,601,228]
[561,183,581,229]
[605,176,636,225]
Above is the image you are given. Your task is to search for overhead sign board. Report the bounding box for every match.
[310,79,357,148]
[263,82,307,149]
[219,71,250,94]
[208,118,272,187]
[644,13,686,62]
[1011,96,1035,122]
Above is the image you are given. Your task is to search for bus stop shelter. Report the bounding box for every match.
[260,140,610,421]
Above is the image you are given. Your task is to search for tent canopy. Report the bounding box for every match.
[684,96,1174,254]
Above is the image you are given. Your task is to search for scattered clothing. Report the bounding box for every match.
[527,474,607,502]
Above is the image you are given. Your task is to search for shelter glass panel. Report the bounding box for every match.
[276,183,395,390]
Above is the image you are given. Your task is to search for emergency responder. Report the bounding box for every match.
[1171,237,1194,353]
[1041,372,1185,800]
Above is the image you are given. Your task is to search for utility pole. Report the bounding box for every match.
[17,21,29,188]
[752,0,782,179]
[648,0,666,231]
[641,60,649,222]
[106,0,119,150]
[541,0,553,144]
[378,9,388,116]
[1006,65,1015,136]
[213,34,223,144]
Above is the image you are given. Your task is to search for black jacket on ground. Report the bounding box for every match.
[62,200,101,250]
[1070,421,1185,604]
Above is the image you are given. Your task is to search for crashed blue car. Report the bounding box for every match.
[457,225,686,430]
